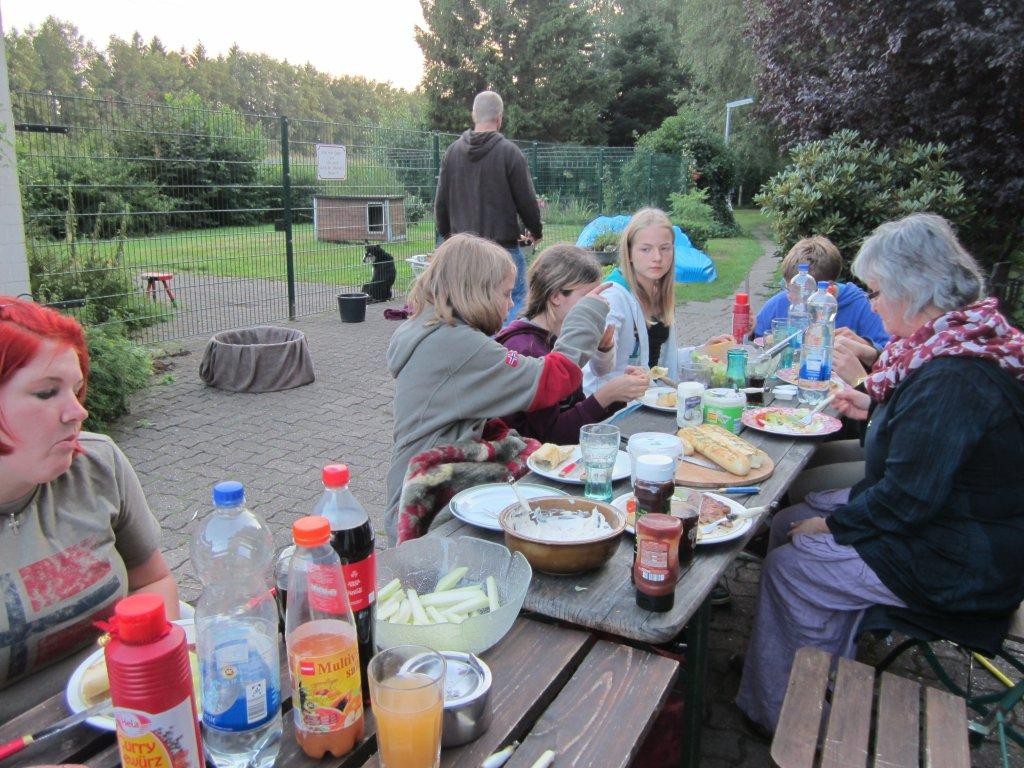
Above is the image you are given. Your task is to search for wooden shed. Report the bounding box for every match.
[313,195,407,242]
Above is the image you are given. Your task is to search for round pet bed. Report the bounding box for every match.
[199,326,314,393]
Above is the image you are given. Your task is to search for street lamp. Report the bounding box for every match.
[724,97,753,144]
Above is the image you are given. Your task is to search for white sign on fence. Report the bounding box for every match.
[315,144,347,180]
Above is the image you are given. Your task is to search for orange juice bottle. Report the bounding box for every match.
[373,673,444,768]
[285,516,365,758]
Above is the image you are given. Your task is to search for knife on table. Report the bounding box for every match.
[0,699,113,760]
[679,454,720,470]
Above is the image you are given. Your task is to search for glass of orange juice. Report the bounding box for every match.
[369,645,446,768]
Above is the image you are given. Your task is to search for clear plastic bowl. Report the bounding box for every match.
[375,536,531,655]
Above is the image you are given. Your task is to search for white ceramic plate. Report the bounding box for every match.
[640,386,677,413]
[526,448,631,485]
[449,483,569,531]
[66,618,196,731]
[774,366,848,391]
[612,491,754,545]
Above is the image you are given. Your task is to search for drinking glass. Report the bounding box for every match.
[579,423,620,502]
[369,645,445,768]
[678,359,712,386]
[771,317,798,371]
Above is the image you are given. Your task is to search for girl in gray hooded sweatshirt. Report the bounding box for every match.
[385,234,610,544]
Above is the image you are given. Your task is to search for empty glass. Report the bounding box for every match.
[771,317,799,371]
[579,423,620,502]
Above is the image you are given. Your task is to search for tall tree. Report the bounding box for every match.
[748,0,1024,262]
[417,0,612,143]
[601,1,687,146]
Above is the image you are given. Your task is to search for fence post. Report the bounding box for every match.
[280,115,296,320]
[596,147,604,214]
[432,132,441,243]
[646,152,654,206]
[530,141,539,184]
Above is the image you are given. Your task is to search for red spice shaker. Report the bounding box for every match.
[634,513,683,612]
[105,593,204,768]
[732,292,751,341]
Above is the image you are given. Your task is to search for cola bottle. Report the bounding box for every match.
[312,464,375,700]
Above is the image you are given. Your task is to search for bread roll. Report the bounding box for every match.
[696,424,762,468]
[679,427,750,476]
[533,443,575,468]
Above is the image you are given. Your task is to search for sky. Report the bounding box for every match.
[0,0,427,91]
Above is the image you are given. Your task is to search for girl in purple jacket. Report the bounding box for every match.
[495,244,650,443]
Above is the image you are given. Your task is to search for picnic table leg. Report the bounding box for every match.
[680,599,711,768]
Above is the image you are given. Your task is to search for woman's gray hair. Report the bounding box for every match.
[852,213,984,318]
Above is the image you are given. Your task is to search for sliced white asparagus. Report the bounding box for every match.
[419,585,487,607]
[486,576,500,612]
[407,589,431,625]
[377,577,402,603]
[377,597,402,621]
[441,609,467,624]
[390,599,412,625]
[480,741,520,768]
[528,749,556,768]
[425,606,446,624]
[434,566,469,592]
[449,593,491,616]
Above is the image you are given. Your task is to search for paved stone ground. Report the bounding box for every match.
[109,234,1022,766]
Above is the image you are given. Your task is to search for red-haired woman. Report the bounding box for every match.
[0,296,179,721]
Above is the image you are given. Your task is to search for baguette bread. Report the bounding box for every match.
[696,423,762,468]
[679,427,750,476]
[680,436,694,456]
[532,443,575,468]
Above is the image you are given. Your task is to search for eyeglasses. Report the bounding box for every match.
[866,288,881,301]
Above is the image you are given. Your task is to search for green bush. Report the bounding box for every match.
[543,193,597,226]
[668,188,730,251]
[755,130,975,268]
[83,324,152,432]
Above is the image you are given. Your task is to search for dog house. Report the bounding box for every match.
[313,195,407,242]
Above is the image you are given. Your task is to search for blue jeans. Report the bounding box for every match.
[505,245,527,323]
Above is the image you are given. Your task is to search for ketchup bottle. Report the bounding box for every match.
[105,593,204,768]
[634,513,683,612]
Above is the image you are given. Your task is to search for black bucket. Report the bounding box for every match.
[338,293,368,323]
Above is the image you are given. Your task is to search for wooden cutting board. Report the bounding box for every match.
[674,449,774,488]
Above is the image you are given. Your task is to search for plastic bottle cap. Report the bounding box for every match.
[798,263,809,271]
[635,454,676,483]
[322,464,350,487]
[114,593,168,643]
[817,281,829,290]
[293,515,331,546]
[212,480,245,507]
[734,292,749,306]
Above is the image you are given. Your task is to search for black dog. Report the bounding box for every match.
[362,244,396,303]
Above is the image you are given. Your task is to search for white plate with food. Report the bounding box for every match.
[774,366,848,391]
[66,619,199,731]
[612,490,754,544]
[741,406,843,437]
[640,386,677,412]
[526,447,631,485]
[450,483,569,531]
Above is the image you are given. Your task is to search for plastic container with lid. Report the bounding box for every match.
[632,455,676,519]
[676,381,705,428]
[702,388,747,434]
[626,432,683,485]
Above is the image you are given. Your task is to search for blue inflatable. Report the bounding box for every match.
[575,215,717,283]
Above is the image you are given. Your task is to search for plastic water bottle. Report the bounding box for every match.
[787,263,815,362]
[313,464,375,701]
[191,481,282,768]
[798,318,833,405]
[808,280,838,333]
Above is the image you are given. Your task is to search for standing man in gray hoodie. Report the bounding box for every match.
[434,90,543,321]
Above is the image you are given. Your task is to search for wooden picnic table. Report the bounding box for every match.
[427,402,822,767]
[0,616,679,768]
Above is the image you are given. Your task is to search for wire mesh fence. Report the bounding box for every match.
[13,90,686,342]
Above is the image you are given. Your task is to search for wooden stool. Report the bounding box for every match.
[771,646,970,768]
[141,272,176,304]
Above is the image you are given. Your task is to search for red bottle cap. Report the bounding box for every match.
[734,293,749,306]
[114,593,169,644]
[322,464,350,487]
[293,515,331,546]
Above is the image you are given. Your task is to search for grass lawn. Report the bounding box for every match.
[675,208,772,304]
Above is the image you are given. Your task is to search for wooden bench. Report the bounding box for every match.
[141,272,176,304]
[771,647,970,768]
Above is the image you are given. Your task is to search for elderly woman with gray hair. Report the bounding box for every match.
[736,212,1024,734]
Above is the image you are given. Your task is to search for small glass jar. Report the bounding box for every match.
[634,513,683,612]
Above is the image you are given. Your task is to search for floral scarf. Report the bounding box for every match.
[864,297,1024,402]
